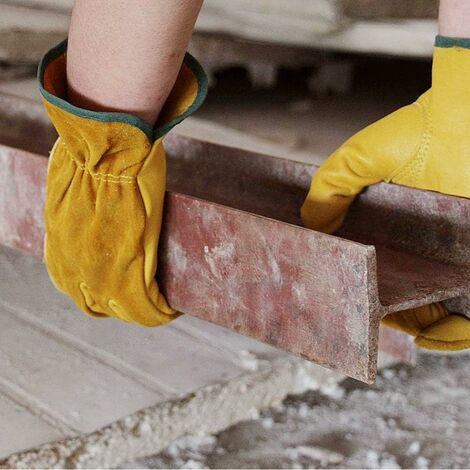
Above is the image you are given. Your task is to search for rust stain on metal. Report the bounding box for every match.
[0,94,468,383]
[0,146,46,258]
[159,193,379,381]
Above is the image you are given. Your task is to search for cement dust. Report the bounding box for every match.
[128,353,470,469]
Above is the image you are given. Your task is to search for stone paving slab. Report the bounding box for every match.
[0,392,64,460]
[0,245,249,396]
[0,244,280,458]
[0,309,163,434]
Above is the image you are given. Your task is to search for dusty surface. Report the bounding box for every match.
[128,353,470,469]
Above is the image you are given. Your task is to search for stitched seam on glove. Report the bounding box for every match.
[390,97,433,185]
[77,132,150,175]
[64,150,137,184]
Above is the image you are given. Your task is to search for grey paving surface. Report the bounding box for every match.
[0,245,284,458]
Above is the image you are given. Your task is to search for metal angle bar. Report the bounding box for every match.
[163,134,470,314]
[1,94,469,382]
[0,144,382,382]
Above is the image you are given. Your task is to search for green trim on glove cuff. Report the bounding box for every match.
[435,35,470,50]
[37,39,208,143]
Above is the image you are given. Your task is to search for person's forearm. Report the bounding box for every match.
[439,0,470,37]
[67,0,203,126]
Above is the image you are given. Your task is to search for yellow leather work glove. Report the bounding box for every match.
[301,36,470,351]
[38,40,207,326]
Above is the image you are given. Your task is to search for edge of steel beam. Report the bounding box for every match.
[163,134,470,314]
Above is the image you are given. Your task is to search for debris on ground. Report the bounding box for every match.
[127,353,470,469]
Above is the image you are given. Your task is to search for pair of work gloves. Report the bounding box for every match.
[39,37,470,351]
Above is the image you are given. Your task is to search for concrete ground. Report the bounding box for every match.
[129,353,470,469]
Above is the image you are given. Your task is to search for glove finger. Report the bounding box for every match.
[381,303,449,337]
[78,282,110,318]
[301,100,425,233]
[108,295,180,327]
[415,314,470,351]
[108,299,134,323]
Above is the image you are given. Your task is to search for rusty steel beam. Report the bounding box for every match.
[163,135,469,316]
[1,93,469,383]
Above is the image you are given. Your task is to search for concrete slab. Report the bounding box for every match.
[0,244,292,460]
[0,244,267,394]
[0,311,163,434]
[0,352,343,469]
[0,392,64,459]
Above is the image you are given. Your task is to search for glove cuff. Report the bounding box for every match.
[38,39,208,143]
[435,35,470,50]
